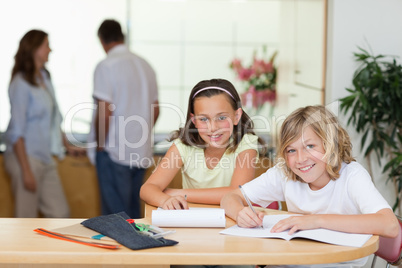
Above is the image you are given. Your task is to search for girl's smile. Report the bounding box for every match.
[191,94,242,149]
[209,133,223,142]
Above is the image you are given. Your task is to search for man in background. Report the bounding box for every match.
[88,19,159,218]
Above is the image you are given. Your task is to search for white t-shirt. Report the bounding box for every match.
[174,134,259,189]
[243,161,391,215]
[87,44,158,167]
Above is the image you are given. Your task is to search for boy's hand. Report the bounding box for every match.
[271,215,319,235]
[236,207,264,228]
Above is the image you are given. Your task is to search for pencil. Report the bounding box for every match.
[239,185,263,228]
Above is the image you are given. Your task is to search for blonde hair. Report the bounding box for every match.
[277,105,355,182]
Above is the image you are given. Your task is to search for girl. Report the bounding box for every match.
[4,30,84,218]
[221,105,399,267]
[140,78,266,210]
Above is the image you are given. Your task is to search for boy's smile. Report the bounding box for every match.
[286,126,331,190]
[299,163,316,172]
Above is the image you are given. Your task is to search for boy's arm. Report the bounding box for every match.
[220,189,245,220]
[221,188,264,228]
[271,208,399,238]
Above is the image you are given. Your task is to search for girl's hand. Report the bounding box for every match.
[161,196,188,210]
[236,207,264,228]
[271,215,319,235]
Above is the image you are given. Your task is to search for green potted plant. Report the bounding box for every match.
[339,47,402,211]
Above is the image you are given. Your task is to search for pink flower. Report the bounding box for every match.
[237,68,254,81]
[230,58,243,71]
[230,49,278,108]
[262,61,274,73]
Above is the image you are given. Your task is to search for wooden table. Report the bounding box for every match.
[0,204,378,267]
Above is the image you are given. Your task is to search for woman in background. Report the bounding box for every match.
[4,29,84,218]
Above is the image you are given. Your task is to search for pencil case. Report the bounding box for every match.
[81,211,178,250]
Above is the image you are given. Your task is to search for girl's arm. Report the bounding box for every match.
[271,208,399,238]
[168,149,258,205]
[140,143,185,209]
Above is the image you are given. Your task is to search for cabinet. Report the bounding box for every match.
[289,84,324,109]
[294,0,327,91]
[277,0,326,115]
[56,156,100,218]
[0,154,100,218]
[0,155,13,217]
[0,154,274,218]
[0,154,182,218]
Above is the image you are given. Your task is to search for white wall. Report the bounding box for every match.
[129,0,280,134]
[0,0,127,134]
[326,0,402,102]
[326,2,402,265]
[326,0,402,204]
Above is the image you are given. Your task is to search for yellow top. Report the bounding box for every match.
[173,134,259,189]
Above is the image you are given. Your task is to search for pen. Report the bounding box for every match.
[179,194,187,210]
[239,185,263,228]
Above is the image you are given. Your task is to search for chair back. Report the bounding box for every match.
[254,201,282,210]
[266,201,280,210]
[375,217,402,265]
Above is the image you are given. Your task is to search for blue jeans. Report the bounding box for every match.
[95,151,146,218]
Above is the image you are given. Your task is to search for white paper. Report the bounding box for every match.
[152,208,226,228]
[220,214,372,247]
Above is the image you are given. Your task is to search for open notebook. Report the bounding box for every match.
[220,214,372,247]
[152,207,226,228]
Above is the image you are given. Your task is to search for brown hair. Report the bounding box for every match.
[169,78,266,154]
[277,105,355,182]
[11,29,49,86]
[98,19,125,44]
